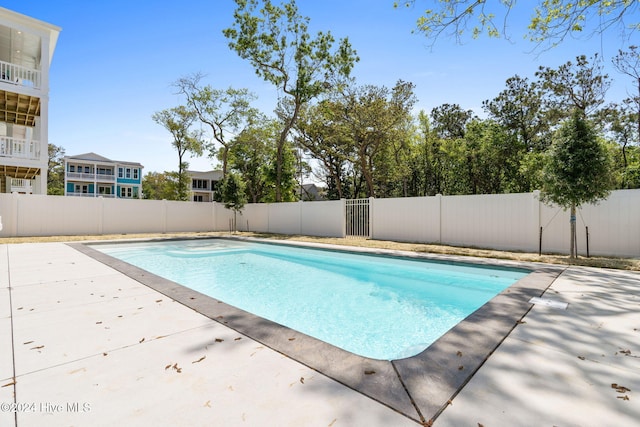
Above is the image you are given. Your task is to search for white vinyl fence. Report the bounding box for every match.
[1,190,639,257]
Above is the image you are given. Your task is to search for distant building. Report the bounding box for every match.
[0,7,60,194]
[297,183,326,201]
[188,170,222,202]
[63,152,143,199]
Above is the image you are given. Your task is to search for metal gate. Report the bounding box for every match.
[345,198,370,238]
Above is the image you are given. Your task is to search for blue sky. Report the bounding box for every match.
[4,1,639,174]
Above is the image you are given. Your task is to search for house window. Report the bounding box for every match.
[99,186,111,195]
[125,168,131,179]
[118,168,123,178]
[69,165,75,173]
[84,166,90,174]
[192,179,208,189]
[120,187,132,198]
[133,169,139,179]
[194,195,203,202]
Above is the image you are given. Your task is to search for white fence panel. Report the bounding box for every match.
[301,200,344,237]
[102,198,165,234]
[17,194,101,236]
[267,202,301,235]
[371,196,440,243]
[578,189,640,257]
[441,193,539,252]
[237,203,269,232]
[166,201,215,232]
[213,203,235,232]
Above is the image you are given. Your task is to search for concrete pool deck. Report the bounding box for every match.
[1,241,639,426]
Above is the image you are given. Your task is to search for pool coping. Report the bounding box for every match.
[69,237,565,425]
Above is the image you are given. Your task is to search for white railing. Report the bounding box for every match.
[9,178,33,193]
[0,60,41,89]
[0,136,40,160]
[67,172,116,182]
[67,192,116,198]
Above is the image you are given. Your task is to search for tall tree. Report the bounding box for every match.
[151,106,203,201]
[541,110,615,258]
[395,1,639,49]
[335,80,417,198]
[173,74,257,177]
[430,103,475,139]
[536,54,611,118]
[47,143,65,195]
[223,0,359,201]
[612,45,640,141]
[483,75,550,152]
[294,101,353,199]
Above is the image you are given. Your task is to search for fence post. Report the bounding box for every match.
[436,194,442,244]
[11,192,19,236]
[532,190,541,254]
[97,197,103,235]
[368,197,374,239]
[162,199,168,234]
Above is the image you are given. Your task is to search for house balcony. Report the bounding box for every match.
[0,136,40,160]
[8,177,33,193]
[0,60,41,90]
[67,192,116,198]
[67,172,116,182]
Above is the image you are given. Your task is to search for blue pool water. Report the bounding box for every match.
[95,239,528,360]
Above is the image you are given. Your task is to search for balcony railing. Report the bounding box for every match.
[9,178,33,193]
[67,172,116,182]
[67,192,116,198]
[0,60,41,89]
[0,136,40,160]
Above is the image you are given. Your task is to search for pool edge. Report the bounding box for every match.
[68,238,565,425]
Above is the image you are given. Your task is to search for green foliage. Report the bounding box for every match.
[47,144,65,195]
[396,1,638,49]
[227,115,278,203]
[220,171,247,213]
[142,171,182,200]
[535,54,610,117]
[430,103,475,139]
[483,75,551,152]
[541,111,615,209]
[294,101,353,199]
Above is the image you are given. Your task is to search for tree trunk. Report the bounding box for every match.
[569,204,577,259]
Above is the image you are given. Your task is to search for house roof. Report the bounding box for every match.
[187,170,223,180]
[64,152,143,167]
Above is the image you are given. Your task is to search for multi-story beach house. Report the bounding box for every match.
[64,152,143,199]
[189,170,222,202]
[0,7,60,194]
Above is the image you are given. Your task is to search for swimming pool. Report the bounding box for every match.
[93,238,527,360]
